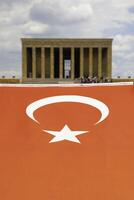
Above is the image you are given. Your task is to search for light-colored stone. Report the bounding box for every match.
[21,38,113,83]
[80,47,84,77]
[50,47,54,79]
[41,47,45,78]
[98,47,102,78]
[22,46,27,78]
[32,47,36,78]
[107,46,112,79]
[89,47,93,77]
[71,47,75,79]
[59,47,63,79]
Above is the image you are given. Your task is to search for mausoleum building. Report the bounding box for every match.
[21,38,113,83]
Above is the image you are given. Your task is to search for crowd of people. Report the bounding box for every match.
[80,76,111,83]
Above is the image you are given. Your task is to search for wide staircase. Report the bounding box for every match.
[22,78,80,84]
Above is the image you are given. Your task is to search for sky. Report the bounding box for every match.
[0,0,134,78]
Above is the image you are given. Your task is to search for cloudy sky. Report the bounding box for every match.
[0,0,134,78]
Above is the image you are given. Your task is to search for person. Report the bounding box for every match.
[87,76,91,83]
[92,76,97,83]
[100,76,103,83]
[80,76,84,83]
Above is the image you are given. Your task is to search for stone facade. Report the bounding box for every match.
[21,38,113,83]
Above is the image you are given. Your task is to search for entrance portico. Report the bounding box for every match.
[22,38,113,83]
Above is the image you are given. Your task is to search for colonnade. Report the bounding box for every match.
[22,46,112,80]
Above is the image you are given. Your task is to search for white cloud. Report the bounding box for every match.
[112,34,134,77]
[23,21,49,34]
[30,1,93,25]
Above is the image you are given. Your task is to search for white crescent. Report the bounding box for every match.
[26,95,109,125]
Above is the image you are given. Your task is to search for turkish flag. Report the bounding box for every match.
[0,84,134,200]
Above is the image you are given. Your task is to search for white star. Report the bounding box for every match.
[43,125,88,143]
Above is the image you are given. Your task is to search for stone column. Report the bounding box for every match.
[50,47,54,79]
[71,47,75,79]
[80,47,84,77]
[32,47,36,78]
[98,47,102,79]
[22,46,27,79]
[59,47,63,79]
[89,47,93,77]
[107,46,112,79]
[41,47,45,79]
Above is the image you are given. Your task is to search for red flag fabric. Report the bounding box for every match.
[0,83,134,200]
